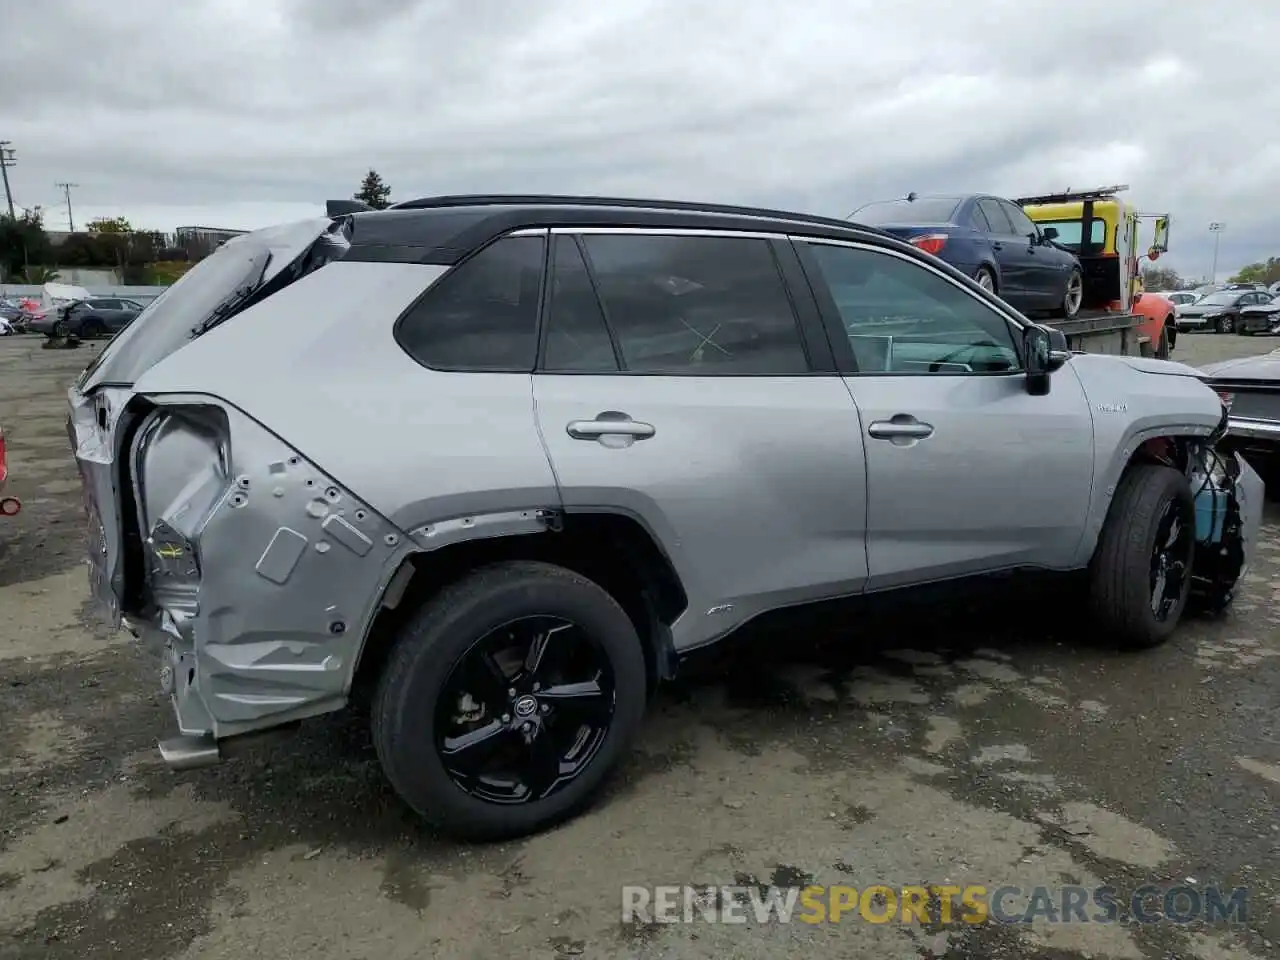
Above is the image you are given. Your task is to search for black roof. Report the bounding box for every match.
[334,194,902,266]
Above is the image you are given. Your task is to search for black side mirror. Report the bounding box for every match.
[1024,324,1070,395]
[1041,226,1059,241]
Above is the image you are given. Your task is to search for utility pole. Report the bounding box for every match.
[1209,222,1225,282]
[0,141,16,219]
[56,181,79,232]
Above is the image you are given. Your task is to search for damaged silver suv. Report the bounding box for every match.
[68,195,1264,841]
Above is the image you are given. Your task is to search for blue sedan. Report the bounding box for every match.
[850,194,1085,319]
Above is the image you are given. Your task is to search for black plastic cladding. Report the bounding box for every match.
[338,196,916,267]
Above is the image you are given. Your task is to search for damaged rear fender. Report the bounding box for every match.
[126,394,416,739]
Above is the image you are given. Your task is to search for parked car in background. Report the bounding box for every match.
[1238,292,1280,335]
[1176,289,1275,335]
[848,193,1085,319]
[68,194,1262,841]
[1163,291,1199,308]
[28,297,144,338]
[1200,348,1280,492]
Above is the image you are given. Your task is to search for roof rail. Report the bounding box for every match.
[326,199,373,216]
[387,193,860,230]
[1012,185,1130,206]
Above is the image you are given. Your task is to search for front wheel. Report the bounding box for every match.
[1088,464,1196,648]
[1155,327,1171,360]
[372,560,648,841]
[1215,315,1235,335]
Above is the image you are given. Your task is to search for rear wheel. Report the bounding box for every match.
[973,266,997,293]
[372,560,648,841]
[1155,327,1171,359]
[1088,464,1196,648]
[1052,268,1084,319]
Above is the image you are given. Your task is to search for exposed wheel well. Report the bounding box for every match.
[350,513,688,704]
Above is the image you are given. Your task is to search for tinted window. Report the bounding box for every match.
[543,236,618,372]
[579,234,810,375]
[852,197,962,226]
[805,242,1020,375]
[397,235,545,371]
[91,299,119,309]
[1001,202,1038,238]
[977,199,1015,235]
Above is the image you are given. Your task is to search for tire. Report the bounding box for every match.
[1052,267,1084,319]
[973,266,997,294]
[372,560,648,841]
[1088,464,1196,649]
[1215,315,1234,335]
[52,320,68,337]
[1155,328,1170,360]
[1166,322,1177,352]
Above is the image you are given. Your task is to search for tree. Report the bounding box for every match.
[1230,258,1280,286]
[86,216,133,235]
[354,169,392,209]
[1141,265,1184,291]
[0,210,54,280]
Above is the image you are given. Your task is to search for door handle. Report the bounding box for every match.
[867,416,934,440]
[566,413,656,441]
[992,241,1004,251]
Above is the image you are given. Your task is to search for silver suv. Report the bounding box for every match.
[68,195,1264,841]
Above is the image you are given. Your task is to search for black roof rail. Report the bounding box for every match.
[326,199,374,216]
[388,193,861,231]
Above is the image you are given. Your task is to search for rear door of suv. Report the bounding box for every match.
[531,228,870,649]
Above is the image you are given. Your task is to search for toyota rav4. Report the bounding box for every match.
[67,195,1263,841]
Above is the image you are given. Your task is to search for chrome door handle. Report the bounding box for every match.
[867,417,934,440]
[566,414,656,440]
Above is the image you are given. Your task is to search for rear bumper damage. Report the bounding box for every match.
[69,389,415,769]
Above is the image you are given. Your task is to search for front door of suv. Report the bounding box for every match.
[796,238,1096,591]
[532,229,870,649]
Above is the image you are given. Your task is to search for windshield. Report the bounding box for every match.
[1197,292,1239,307]
[78,239,272,389]
[1035,218,1105,250]
[852,197,961,226]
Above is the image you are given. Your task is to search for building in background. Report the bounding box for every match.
[173,226,248,246]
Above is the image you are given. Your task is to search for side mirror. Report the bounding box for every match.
[1152,216,1170,253]
[1024,324,1069,395]
[1042,226,1059,241]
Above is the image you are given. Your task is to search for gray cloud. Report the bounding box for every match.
[3,0,1275,280]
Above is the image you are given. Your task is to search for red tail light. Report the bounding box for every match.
[909,234,948,256]
[0,426,7,486]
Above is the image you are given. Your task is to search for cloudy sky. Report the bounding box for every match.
[3,0,1276,281]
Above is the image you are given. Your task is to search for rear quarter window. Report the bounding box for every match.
[396,235,546,372]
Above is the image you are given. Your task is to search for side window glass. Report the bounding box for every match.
[968,204,992,232]
[543,236,618,372]
[1001,202,1038,239]
[978,199,1015,235]
[579,234,810,375]
[397,235,544,372]
[805,242,1021,376]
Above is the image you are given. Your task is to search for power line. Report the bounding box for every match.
[56,181,79,232]
[0,141,16,219]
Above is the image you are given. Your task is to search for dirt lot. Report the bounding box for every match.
[1,331,1277,959]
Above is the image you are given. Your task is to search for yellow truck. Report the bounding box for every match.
[1014,186,1175,357]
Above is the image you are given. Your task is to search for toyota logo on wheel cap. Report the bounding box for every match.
[514,695,538,718]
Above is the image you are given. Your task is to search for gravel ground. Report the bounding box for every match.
[0,331,1277,960]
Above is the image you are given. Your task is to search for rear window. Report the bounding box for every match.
[852,198,961,226]
[1036,218,1105,251]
